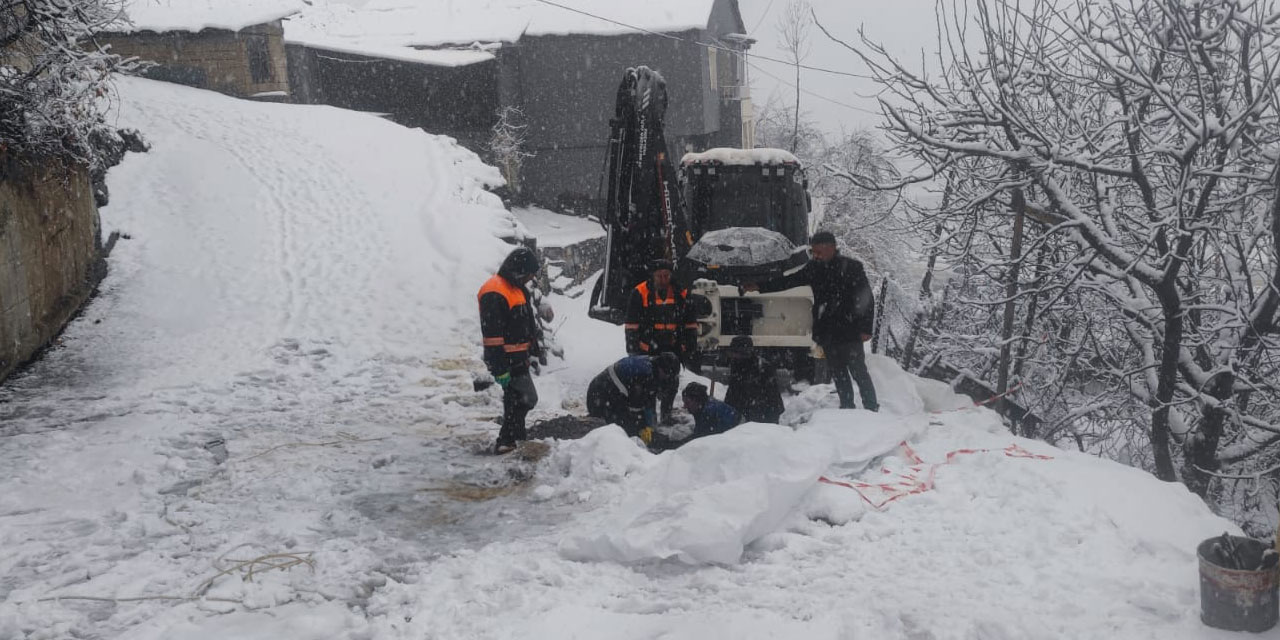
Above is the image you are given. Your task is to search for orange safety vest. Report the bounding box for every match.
[625,281,697,353]
[478,274,532,354]
[634,281,684,331]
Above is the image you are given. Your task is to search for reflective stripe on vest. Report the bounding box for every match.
[607,363,629,395]
[503,342,530,353]
[636,282,685,333]
[636,281,679,308]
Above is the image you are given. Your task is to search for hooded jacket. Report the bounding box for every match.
[478,251,540,375]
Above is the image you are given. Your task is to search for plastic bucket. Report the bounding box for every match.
[1197,536,1279,632]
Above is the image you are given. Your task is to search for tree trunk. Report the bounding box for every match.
[902,223,942,370]
[1011,242,1049,438]
[1150,288,1182,482]
[996,187,1026,430]
[791,63,801,154]
[1183,370,1235,496]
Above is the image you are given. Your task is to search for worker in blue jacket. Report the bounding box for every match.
[586,352,681,444]
[680,382,740,441]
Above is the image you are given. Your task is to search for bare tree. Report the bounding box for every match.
[755,97,918,353]
[823,0,1280,530]
[775,0,811,155]
[488,105,534,197]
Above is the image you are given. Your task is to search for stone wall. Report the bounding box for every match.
[0,158,102,382]
[542,236,606,293]
[98,21,290,98]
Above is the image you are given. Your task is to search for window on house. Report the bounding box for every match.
[247,36,273,83]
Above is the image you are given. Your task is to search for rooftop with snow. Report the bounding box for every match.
[284,0,726,66]
[117,0,306,33]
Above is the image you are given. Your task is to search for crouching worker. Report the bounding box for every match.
[680,382,740,443]
[478,246,542,454]
[586,352,681,445]
[723,336,784,424]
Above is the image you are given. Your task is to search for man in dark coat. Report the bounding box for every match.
[478,246,542,454]
[745,231,879,411]
[586,352,682,444]
[723,336,785,423]
[625,260,698,421]
[680,382,740,441]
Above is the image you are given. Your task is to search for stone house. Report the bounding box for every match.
[96,1,302,100]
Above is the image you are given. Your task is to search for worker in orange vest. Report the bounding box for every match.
[478,246,542,454]
[624,259,698,421]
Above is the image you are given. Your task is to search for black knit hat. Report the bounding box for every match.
[650,259,675,274]
[809,231,837,246]
[500,246,539,279]
[682,381,708,401]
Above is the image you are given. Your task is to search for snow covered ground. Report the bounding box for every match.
[511,207,604,249]
[0,78,1256,639]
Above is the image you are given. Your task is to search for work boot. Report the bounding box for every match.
[493,441,517,455]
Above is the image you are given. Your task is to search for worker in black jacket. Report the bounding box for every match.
[744,231,879,411]
[478,246,542,454]
[723,336,785,423]
[624,259,698,421]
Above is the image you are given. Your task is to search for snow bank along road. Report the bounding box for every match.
[0,79,1249,639]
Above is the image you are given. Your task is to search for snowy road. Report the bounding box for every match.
[0,78,610,639]
[0,79,1256,640]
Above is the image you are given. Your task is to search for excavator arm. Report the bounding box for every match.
[590,66,690,324]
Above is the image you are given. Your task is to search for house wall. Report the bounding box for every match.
[506,27,749,209]
[98,21,290,98]
[0,158,102,383]
[286,45,499,150]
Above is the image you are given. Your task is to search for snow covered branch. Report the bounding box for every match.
[1,0,136,167]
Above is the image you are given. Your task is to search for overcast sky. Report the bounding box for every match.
[736,0,941,136]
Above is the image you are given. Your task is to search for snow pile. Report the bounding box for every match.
[119,0,305,33]
[92,77,518,389]
[512,206,605,247]
[682,147,802,166]
[556,359,931,565]
[559,415,920,564]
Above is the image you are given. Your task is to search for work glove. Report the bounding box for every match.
[495,371,512,388]
[638,427,655,445]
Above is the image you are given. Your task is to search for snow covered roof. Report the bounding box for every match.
[300,40,496,67]
[118,0,305,34]
[682,147,802,166]
[285,0,721,66]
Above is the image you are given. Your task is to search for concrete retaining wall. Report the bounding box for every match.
[0,158,102,382]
